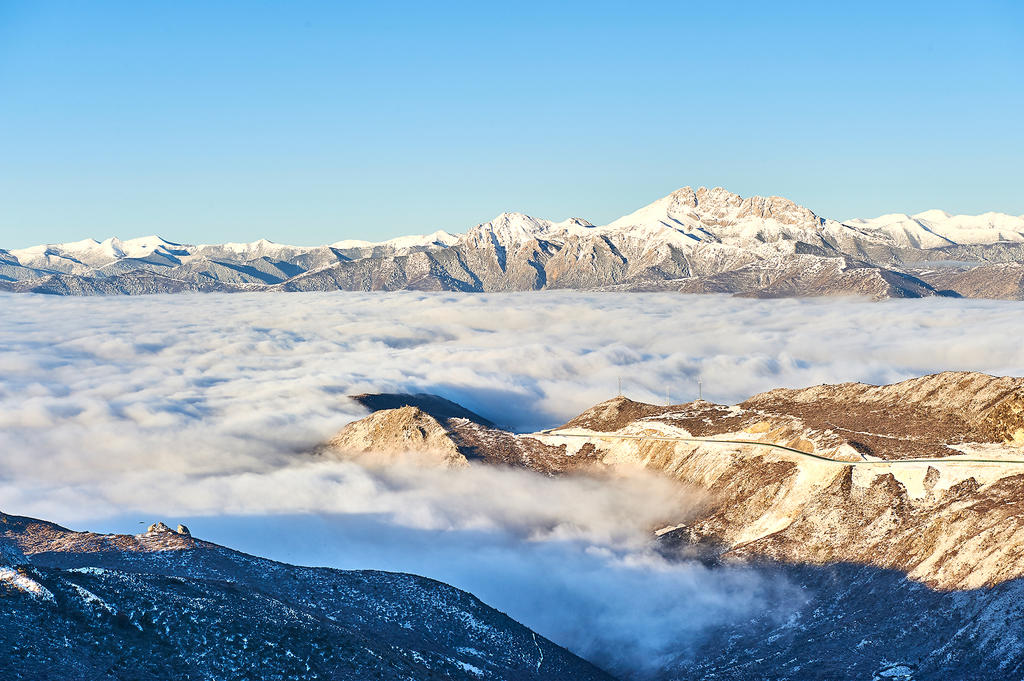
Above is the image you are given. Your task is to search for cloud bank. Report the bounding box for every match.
[2,291,1023,676]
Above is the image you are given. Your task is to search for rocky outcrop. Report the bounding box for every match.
[1,513,197,556]
[322,396,590,473]
[323,406,472,467]
[4,271,251,295]
[318,380,1024,679]
[349,392,496,427]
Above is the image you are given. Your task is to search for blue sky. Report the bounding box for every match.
[0,1,1021,247]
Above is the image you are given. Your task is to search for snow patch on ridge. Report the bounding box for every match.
[0,566,55,602]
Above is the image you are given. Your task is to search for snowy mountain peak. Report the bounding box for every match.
[560,217,594,228]
[600,186,828,252]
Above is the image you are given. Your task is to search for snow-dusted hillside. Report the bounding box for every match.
[0,512,612,681]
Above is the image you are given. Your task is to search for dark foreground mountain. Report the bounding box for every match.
[682,561,1024,681]
[325,372,1024,680]
[0,514,613,681]
[5,187,1024,299]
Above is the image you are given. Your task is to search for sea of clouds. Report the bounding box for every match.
[2,290,1024,676]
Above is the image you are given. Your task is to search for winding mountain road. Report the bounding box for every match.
[538,429,1024,467]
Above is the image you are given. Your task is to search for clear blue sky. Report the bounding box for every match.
[1,1,1021,247]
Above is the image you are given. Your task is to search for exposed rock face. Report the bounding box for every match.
[350,392,496,427]
[3,270,251,295]
[0,511,613,681]
[323,405,472,467]
[742,371,1024,455]
[545,375,1024,590]
[672,255,941,300]
[5,186,1024,299]
[561,395,676,432]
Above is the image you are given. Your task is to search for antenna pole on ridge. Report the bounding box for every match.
[618,377,622,396]
[698,377,703,401]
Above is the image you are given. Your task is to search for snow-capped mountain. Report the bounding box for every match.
[4,186,1023,299]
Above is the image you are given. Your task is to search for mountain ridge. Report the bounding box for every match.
[0,510,615,681]
[328,371,1024,589]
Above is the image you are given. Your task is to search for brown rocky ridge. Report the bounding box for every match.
[327,372,1024,590]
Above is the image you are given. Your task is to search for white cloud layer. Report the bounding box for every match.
[2,290,1023,676]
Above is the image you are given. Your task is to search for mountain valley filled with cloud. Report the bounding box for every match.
[5,291,1024,678]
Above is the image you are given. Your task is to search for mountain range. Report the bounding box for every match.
[4,186,1024,298]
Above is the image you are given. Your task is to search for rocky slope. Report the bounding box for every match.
[909,261,1024,299]
[334,373,1024,591]
[681,561,1024,681]
[5,187,1023,299]
[0,512,613,681]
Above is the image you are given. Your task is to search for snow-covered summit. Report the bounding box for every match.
[598,186,831,248]
[11,235,189,270]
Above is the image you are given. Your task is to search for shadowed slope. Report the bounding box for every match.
[0,512,615,681]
